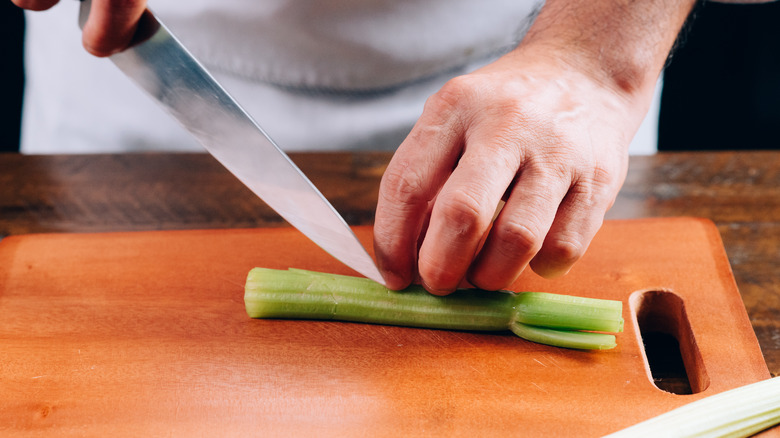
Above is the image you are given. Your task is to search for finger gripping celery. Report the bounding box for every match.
[244,268,624,350]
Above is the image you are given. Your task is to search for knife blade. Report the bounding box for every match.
[77,0,384,284]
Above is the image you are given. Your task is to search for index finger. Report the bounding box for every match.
[81,0,147,57]
[12,0,60,11]
[373,96,464,290]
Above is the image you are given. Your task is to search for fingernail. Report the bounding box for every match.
[421,278,455,296]
[381,269,409,291]
[532,263,571,279]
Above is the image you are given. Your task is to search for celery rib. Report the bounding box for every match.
[603,377,780,438]
[244,268,624,350]
[509,322,617,350]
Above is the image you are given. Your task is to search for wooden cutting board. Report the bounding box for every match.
[0,218,774,437]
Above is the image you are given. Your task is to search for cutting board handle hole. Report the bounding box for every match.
[629,290,710,395]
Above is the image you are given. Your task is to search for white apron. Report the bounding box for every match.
[21,1,545,153]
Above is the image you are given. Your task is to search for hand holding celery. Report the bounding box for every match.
[244,268,624,350]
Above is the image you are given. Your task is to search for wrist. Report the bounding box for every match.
[515,0,697,100]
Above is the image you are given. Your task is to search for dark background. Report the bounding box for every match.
[1,1,779,153]
[1,1,24,152]
[659,1,780,151]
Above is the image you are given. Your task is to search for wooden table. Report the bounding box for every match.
[1,150,778,380]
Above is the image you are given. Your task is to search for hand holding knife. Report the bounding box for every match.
[76,0,386,285]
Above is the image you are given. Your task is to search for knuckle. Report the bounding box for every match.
[436,190,491,235]
[523,149,577,182]
[473,143,523,175]
[584,159,622,196]
[591,162,617,187]
[543,235,586,266]
[379,164,428,206]
[438,75,474,100]
[493,220,544,257]
[570,163,623,211]
[425,75,478,115]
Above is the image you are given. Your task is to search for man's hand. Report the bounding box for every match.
[12,0,146,56]
[374,0,697,294]
[373,54,635,294]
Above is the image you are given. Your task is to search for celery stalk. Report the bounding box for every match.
[603,377,780,438]
[509,321,618,350]
[244,268,624,350]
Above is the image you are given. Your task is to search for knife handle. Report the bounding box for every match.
[77,0,88,30]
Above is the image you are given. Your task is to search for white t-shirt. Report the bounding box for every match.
[22,1,544,153]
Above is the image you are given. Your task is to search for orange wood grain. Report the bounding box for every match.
[0,218,775,437]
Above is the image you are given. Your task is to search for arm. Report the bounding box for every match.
[373,0,698,294]
[12,0,146,56]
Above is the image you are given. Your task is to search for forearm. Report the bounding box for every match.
[517,0,698,98]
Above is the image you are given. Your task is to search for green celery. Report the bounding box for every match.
[244,267,624,350]
[603,377,780,437]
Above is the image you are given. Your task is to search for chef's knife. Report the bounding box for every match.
[77,0,384,284]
